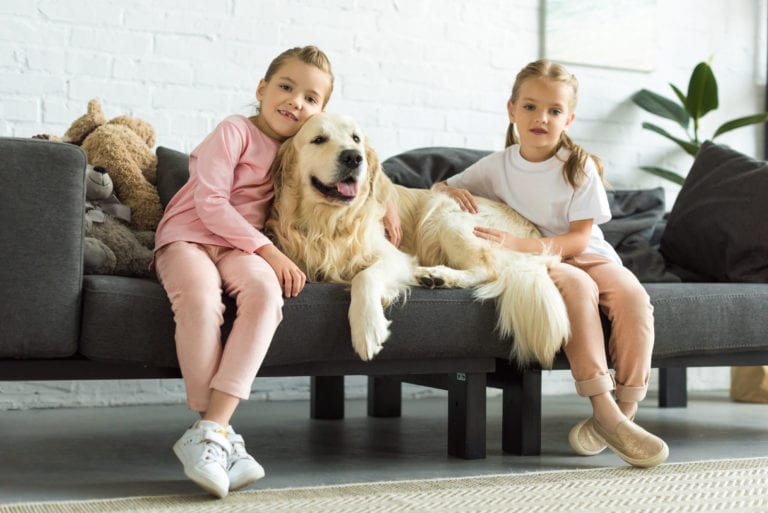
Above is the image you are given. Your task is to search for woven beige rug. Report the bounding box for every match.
[2,457,767,513]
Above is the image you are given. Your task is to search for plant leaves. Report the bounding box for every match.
[632,89,689,129]
[686,62,718,120]
[670,84,687,106]
[712,112,768,138]
[642,122,700,156]
[640,166,687,185]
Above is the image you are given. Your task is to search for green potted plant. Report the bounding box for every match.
[631,59,768,185]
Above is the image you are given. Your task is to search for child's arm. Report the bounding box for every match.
[433,180,479,214]
[473,219,592,257]
[256,243,307,297]
[383,198,402,247]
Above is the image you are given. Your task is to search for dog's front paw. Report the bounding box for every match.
[417,274,446,289]
[349,303,391,361]
[351,322,389,361]
[415,266,455,288]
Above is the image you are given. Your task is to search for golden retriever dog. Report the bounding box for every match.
[267,113,569,367]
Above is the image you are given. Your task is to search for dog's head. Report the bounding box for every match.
[268,112,392,281]
[271,112,381,207]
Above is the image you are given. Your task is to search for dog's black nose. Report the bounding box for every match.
[339,149,363,169]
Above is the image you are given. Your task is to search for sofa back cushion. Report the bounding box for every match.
[156,146,191,209]
[382,146,491,188]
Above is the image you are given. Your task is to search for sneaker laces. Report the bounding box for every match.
[200,428,232,466]
[227,432,255,463]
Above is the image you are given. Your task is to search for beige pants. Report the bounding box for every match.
[548,254,653,402]
[155,241,283,412]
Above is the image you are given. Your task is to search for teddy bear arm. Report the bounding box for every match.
[90,217,155,278]
[84,237,117,275]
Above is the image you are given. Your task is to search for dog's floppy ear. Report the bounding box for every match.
[269,138,297,198]
[365,140,380,177]
[365,140,394,205]
[365,141,382,191]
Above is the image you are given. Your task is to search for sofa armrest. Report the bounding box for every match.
[0,137,86,358]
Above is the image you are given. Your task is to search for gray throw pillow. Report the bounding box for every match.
[660,141,768,282]
[382,147,491,188]
[155,146,190,209]
[603,188,666,248]
[603,188,679,283]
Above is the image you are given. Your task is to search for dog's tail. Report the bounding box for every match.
[473,253,569,369]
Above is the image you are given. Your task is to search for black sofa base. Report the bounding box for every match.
[0,356,494,460]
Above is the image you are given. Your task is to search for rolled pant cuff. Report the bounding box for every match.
[615,384,647,402]
[575,373,615,397]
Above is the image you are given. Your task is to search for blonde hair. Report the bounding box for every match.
[263,45,334,107]
[505,59,604,188]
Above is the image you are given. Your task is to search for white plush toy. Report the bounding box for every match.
[83,164,155,278]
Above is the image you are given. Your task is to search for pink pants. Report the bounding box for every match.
[155,241,283,412]
[548,254,654,402]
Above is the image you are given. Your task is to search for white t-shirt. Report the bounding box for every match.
[446,144,620,263]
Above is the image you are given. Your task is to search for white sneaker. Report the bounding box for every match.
[226,426,265,491]
[173,420,232,498]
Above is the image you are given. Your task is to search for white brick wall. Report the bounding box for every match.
[1,0,764,408]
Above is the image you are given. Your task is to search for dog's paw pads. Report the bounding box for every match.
[418,275,445,288]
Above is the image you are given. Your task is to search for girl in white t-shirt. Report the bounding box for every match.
[434,59,668,468]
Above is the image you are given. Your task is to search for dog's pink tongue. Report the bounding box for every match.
[336,181,359,197]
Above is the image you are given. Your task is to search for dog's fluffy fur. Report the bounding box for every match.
[267,113,569,367]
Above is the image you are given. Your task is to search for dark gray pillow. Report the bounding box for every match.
[660,141,768,282]
[156,146,190,209]
[382,147,491,188]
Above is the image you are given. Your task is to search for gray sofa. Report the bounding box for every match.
[2,136,767,460]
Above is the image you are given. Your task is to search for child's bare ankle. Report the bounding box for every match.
[617,400,637,420]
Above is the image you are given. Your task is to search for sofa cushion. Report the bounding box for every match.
[79,276,512,368]
[660,141,768,282]
[156,146,191,209]
[644,282,768,361]
[548,282,768,368]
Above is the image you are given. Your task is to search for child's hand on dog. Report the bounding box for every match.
[258,243,307,297]
[433,180,478,214]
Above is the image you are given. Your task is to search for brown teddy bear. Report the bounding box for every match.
[64,99,164,231]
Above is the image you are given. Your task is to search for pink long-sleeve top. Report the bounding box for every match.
[154,115,281,255]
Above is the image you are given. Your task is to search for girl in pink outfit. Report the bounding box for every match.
[154,46,334,498]
[434,59,668,468]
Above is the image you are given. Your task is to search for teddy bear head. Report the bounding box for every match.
[106,116,156,148]
[85,164,114,201]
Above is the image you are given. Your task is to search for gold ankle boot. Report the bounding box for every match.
[591,418,669,468]
[568,413,636,456]
[568,418,607,456]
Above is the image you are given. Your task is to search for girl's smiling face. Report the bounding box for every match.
[255,58,332,142]
[507,76,576,162]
